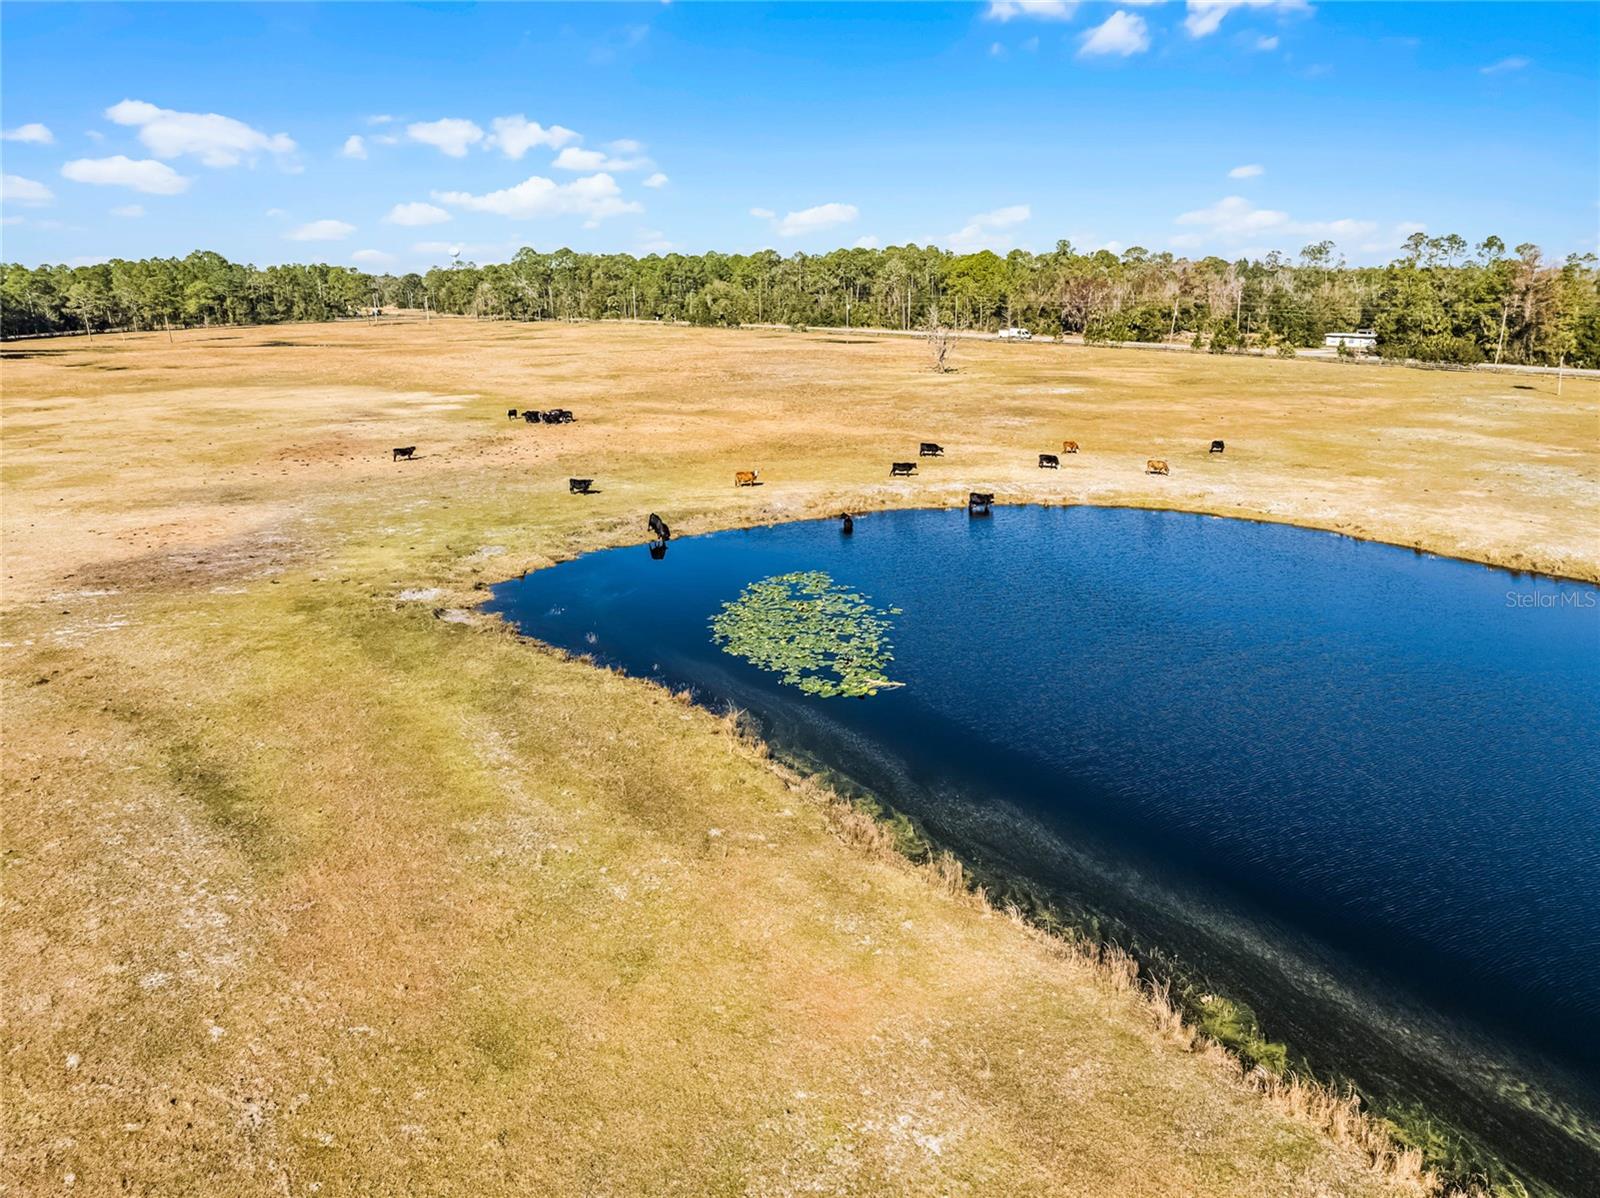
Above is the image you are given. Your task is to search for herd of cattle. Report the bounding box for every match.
[390,408,1230,541]
[879,436,1223,484]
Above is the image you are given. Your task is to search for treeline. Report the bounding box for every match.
[4,234,1597,367]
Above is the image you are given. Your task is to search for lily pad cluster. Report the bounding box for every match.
[709,571,903,698]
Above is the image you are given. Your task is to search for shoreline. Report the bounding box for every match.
[475,497,1600,599]
[472,505,1599,1195]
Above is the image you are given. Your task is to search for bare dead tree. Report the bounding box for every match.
[925,306,955,373]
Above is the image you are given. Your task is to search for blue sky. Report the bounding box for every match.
[2,1,1596,271]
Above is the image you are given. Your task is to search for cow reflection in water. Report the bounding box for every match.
[648,512,671,559]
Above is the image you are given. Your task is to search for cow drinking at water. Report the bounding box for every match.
[648,513,671,542]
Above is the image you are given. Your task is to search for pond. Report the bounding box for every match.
[485,505,1600,1192]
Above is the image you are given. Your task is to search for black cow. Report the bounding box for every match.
[840,512,854,535]
[569,478,594,494]
[507,409,519,419]
[543,409,575,424]
[968,491,993,514]
[919,442,945,457]
[392,446,416,461]
[648,512,671,542]
[1210,440,1226,454]
[524,411,540,423]
[1038,453,1059,469]
[890,461,917,477]
[649,542,668,560]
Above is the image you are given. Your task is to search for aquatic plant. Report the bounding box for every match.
[709,571,902,698]
[1195,993,1289,1075]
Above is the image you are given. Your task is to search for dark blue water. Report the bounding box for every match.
[486,506,1600,1192]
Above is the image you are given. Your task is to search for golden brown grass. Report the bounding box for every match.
[4,318,1592,1196]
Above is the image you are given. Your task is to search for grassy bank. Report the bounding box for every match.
[5,319,1594,1195]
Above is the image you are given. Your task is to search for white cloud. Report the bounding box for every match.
[407,118,484,157]
[643,172,669,189]
[385,201,451,226]
[61,156,190,195]
[367,114,396,125]
[1079,11,1150,56]
[946,204,1031,251]
[1174,194,1288,238]
[637,228,677,253]
[552,145,652,172]
[1228,163,1264,178]
[1172,194,1379,251]
[486,115,580,159]
[853,235,881,249]
[105,99,295,167]
[1255,34,1279,50]
[2,123,54,144]
[84,129,105,142]
[1481,56,1530,75]
[609,138,645,153]
[0,216,22,226]
[111,204,145,218]
[351,249,397,266]
[285,219,356,241]
[758,202,859,238]
[265,207,287,218]
[985,1,1077,21]
[2,174,54,205]
[432,173,642,225]
[342,135,368,160]
[1184,0,1306,39]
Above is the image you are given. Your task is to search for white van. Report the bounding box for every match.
[997,327,1033,341]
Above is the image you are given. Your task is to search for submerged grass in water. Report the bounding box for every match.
[710,571,902,698]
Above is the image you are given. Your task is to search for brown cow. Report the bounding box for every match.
[1062,440,1079,454]
[1146,459,1169,475]
[734,470,759,487]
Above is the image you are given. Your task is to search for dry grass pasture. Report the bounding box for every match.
[3,319,1595,1197]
